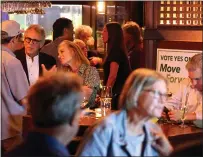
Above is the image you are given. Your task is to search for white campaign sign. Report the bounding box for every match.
[156,48,202,94]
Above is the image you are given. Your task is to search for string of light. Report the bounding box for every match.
[2,1,51,14]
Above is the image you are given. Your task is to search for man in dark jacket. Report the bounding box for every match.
[15,24,56,86]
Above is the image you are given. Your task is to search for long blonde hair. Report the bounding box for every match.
[58,40,90,68]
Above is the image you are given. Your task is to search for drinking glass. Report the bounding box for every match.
[169,106,178,125]
[180,105,188,128]
[100,86,112,116]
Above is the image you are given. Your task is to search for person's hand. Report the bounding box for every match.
[168,110,182,121]
[89,57,102,66]
[151,130,174,156]
[41,64,57,76]
[82,86,93,99]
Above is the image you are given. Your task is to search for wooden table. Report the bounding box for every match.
[22,113,105,137]
[159,122,202,149]
[23,114,202,138]
[23,113,203,154]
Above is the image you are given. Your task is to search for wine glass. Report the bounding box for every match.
[81,96,88,109]
[100,86,112,116]
[180,105,188,128]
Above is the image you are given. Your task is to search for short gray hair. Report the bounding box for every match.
[27,72,82,128]
[119,68,167,110]
[25,24,46,42]
[186,53,202,71]
[75,25,93,40]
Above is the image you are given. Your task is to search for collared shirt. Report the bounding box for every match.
[77,110,168,156]
[2,46,16,57]
[1,46,29,140]
[26,54,39,86]
[165,78,202,120]
[6,132,70,156]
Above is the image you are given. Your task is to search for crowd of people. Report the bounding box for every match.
[1,17,202,157]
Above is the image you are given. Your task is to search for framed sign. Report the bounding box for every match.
[156,48,202,94]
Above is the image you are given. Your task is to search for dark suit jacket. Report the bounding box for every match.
[15,48,56,84]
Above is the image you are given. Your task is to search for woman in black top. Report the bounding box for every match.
[102,22,131,110]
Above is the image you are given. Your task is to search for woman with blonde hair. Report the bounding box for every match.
[58,40,100,108]
[77,68,173,156]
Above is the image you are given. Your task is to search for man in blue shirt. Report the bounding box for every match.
[6,72,83,156]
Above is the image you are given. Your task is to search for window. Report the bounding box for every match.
[96,2,126,53]
[158,0,202,26]
[9,5,82,39]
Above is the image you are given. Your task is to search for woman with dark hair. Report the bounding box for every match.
[102,22,131,110]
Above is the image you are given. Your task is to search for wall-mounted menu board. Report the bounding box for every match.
[156,48,202,94]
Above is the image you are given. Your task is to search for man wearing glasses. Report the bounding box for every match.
[1,20,29,152]
[15,24,56,86]
[164,53,202,123]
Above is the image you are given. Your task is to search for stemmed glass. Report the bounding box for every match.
[81,96,88,109]
[100,86,112,116]
[180,105,188,128]
[180,92,189,128]
[80,96,90,119]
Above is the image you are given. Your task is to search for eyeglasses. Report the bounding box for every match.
[24,37,42,44]
[143,89,168,100]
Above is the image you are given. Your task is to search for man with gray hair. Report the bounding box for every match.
[6,72,83,156]
[1,20,29,152]
[164,53,202,123]
[15,24,56,86]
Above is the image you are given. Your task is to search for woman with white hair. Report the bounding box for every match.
[75,25,102,66]
[75,25,94,48]
[77,68,173,156]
